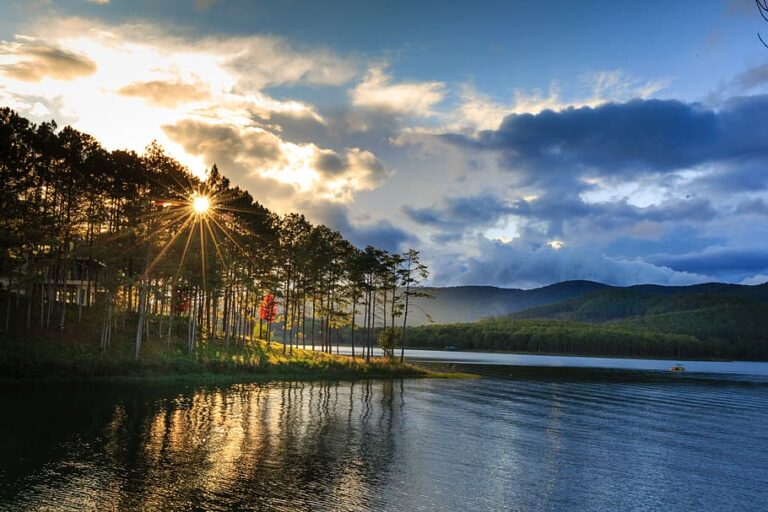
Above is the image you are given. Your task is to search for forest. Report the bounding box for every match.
[405,288,768,360]
[0,108,429,378]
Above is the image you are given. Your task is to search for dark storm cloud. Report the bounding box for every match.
[402,193,515,231]
[303,202,416,253]
[403,191,716,237]
[442,96,768,186]
[649,247,768,275]
[605,228,723,261]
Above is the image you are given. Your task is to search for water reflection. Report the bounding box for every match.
[0,381,405,511]
[1,372,767,512]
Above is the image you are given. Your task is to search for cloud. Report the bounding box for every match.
[163,119,388,204]
[3,13,765,288]
[86,0,110,4]
[19,16,357,88]
[740,274,768,285]
[350,66,445,116]
[118,80,210,107]
[432,237,710,289]
[442,96,768,192]
[0,36,97,82]
[708,61,768,102]
[649,246,768,276]
[302,202,416,252]
[403,193,516,232]
[403,191,717,242]
[732,62,768,91]
[452,70,669,131]
[734,198,768,216]
[691,162,768,193]
[222,36,356,89]
[0,16,357,173]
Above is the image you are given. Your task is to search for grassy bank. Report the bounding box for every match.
[0,330,467,384]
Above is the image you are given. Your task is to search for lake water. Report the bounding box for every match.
[335,347,768,376]
[1,356,768,511]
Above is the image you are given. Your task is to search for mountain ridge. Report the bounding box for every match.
[408,279,768,326]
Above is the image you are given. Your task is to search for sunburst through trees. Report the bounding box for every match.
[0,108,429,363]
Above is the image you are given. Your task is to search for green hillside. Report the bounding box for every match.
[405,285,768,360]
[405,319,706,359]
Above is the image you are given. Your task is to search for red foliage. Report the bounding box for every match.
[259,293,278,322]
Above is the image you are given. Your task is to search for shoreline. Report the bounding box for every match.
[401,346,756,363]
[0,338,473,386]
[0,363,471,386]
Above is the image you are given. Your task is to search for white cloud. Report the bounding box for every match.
[451,70,669,131]
[433,237,711,289]
[0,17,356,176]
[740,274,768,285]
[350,65,445,116]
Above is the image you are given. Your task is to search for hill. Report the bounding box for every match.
[405,279,768,326]
[406,280,610,325]
[402,282,768,360]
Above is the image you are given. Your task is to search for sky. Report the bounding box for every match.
[1,0,768,288]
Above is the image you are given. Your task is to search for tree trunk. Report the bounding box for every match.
[135,284,146,360]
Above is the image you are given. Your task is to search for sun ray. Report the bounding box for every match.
[141,213,196,278]
[93,207,190,255]
[175,214,198,280]
[215,205,268,215]
[203,216,229,269]
[198,218,207,294]
[207,212,249,256]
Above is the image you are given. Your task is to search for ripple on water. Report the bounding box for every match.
[0,371,767,512]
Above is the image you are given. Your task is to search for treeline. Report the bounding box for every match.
[0,108,427,362]
[403,319,711,359]
[510,288,768,323]
[403,289,768,360]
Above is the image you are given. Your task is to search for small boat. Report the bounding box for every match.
[670,363,686,372]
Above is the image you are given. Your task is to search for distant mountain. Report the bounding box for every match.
[406,280,610,325]
[407,280,768,326]
[404,281,768,360]
[506,284,768,346]
[509,284,768,323]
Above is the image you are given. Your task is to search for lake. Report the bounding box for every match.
[1,355,767,511]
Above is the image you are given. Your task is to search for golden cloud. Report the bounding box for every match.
[0,37,97,82]
[118,80,210,108]
[163,119,388,205]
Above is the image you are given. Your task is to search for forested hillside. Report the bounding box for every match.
[405,286,768,360]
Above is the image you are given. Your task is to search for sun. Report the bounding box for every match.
[192,195,210,215]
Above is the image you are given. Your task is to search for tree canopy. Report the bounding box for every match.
[0,108,427,361]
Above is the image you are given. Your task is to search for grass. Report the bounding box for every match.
[0,321,469,384]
